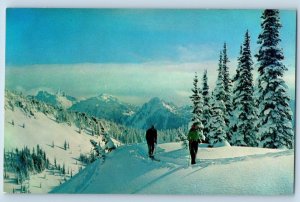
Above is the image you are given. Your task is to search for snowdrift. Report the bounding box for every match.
[52,143,294,195]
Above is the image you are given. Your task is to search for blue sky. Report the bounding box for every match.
[5,9,296,105]
[6,9,296,65]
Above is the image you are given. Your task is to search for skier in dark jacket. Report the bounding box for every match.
[187,123,201,165]
[146,125,157,158]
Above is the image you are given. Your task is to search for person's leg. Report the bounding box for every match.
[193,141,199,164]
[189,141,196,164]
[194,142,198,154]
[189,141,192,159]
[150,143,155,157]
[147,143,151,157]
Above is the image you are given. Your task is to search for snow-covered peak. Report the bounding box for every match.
[70,93,138,125]
[35,90,76,109]
[146,97,177,113]
[97,93,118,102]
[127,97,189,130]
[148,97,162,104]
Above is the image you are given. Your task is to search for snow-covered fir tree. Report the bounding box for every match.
[213,53,226,107]
[177,128,188,149]
[207,53,227,146]
[255,9,294,149]
[222,43,233,141]
[90,139,105,160]
[190,72,202,124]
[102,132,117,152]
[230,45,243,138]
[201,69,211,141]
[189,72,205,141]
[231,30,258,147]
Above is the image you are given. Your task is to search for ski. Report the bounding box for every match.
[150,156,160,162]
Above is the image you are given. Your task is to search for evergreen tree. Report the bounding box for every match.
[230,45,243,138]
[103,132,117,152]
[255,9,294,149]
[64,140,67,150]
[207,52,227,146]
[177,128,188,149]
[190,72,202,124]
[90,139,105,160]
[189,72,205,141]
[222,43,233,141]
[201,69,211,141]
[231,30,258,146]
[62,163,66,175]
[208,97,227,146]
[214,52,226,102]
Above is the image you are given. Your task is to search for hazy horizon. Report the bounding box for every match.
[5,9,296,106]
[5,61,295,107]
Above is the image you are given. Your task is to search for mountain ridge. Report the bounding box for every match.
[33,90,191,130]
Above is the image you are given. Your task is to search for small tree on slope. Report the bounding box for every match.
[231,30,258,147]
[189,72,205,141]
[90,140,105,160]
[255,9,294,149]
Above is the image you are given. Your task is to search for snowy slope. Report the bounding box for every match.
[53,143,294,195]
[4,105,104,193]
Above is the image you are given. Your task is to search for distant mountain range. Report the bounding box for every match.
[32,90,296,130]
[69,94,138,125]
[33,91,191,130]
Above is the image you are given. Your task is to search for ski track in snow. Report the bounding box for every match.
[52,143,294,195]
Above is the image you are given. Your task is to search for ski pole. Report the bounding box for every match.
[187,142,190,166]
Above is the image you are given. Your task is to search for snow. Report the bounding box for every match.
[35,90,75,109]
[122,110,135,116]
[99,93,116,102]
[128,97,188,130]
[3,93,294,195]
[162,101,176,113]
[4,106,101,193]
[53,142,294,195]
[56,95,73,108]
[213,139,231,147]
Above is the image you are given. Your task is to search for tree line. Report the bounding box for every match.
[190,10,294,149]
[4,145,50,184]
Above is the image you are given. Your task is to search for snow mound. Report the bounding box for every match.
[213,139,231,147]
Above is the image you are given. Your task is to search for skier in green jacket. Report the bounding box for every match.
[187,123,201,165]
